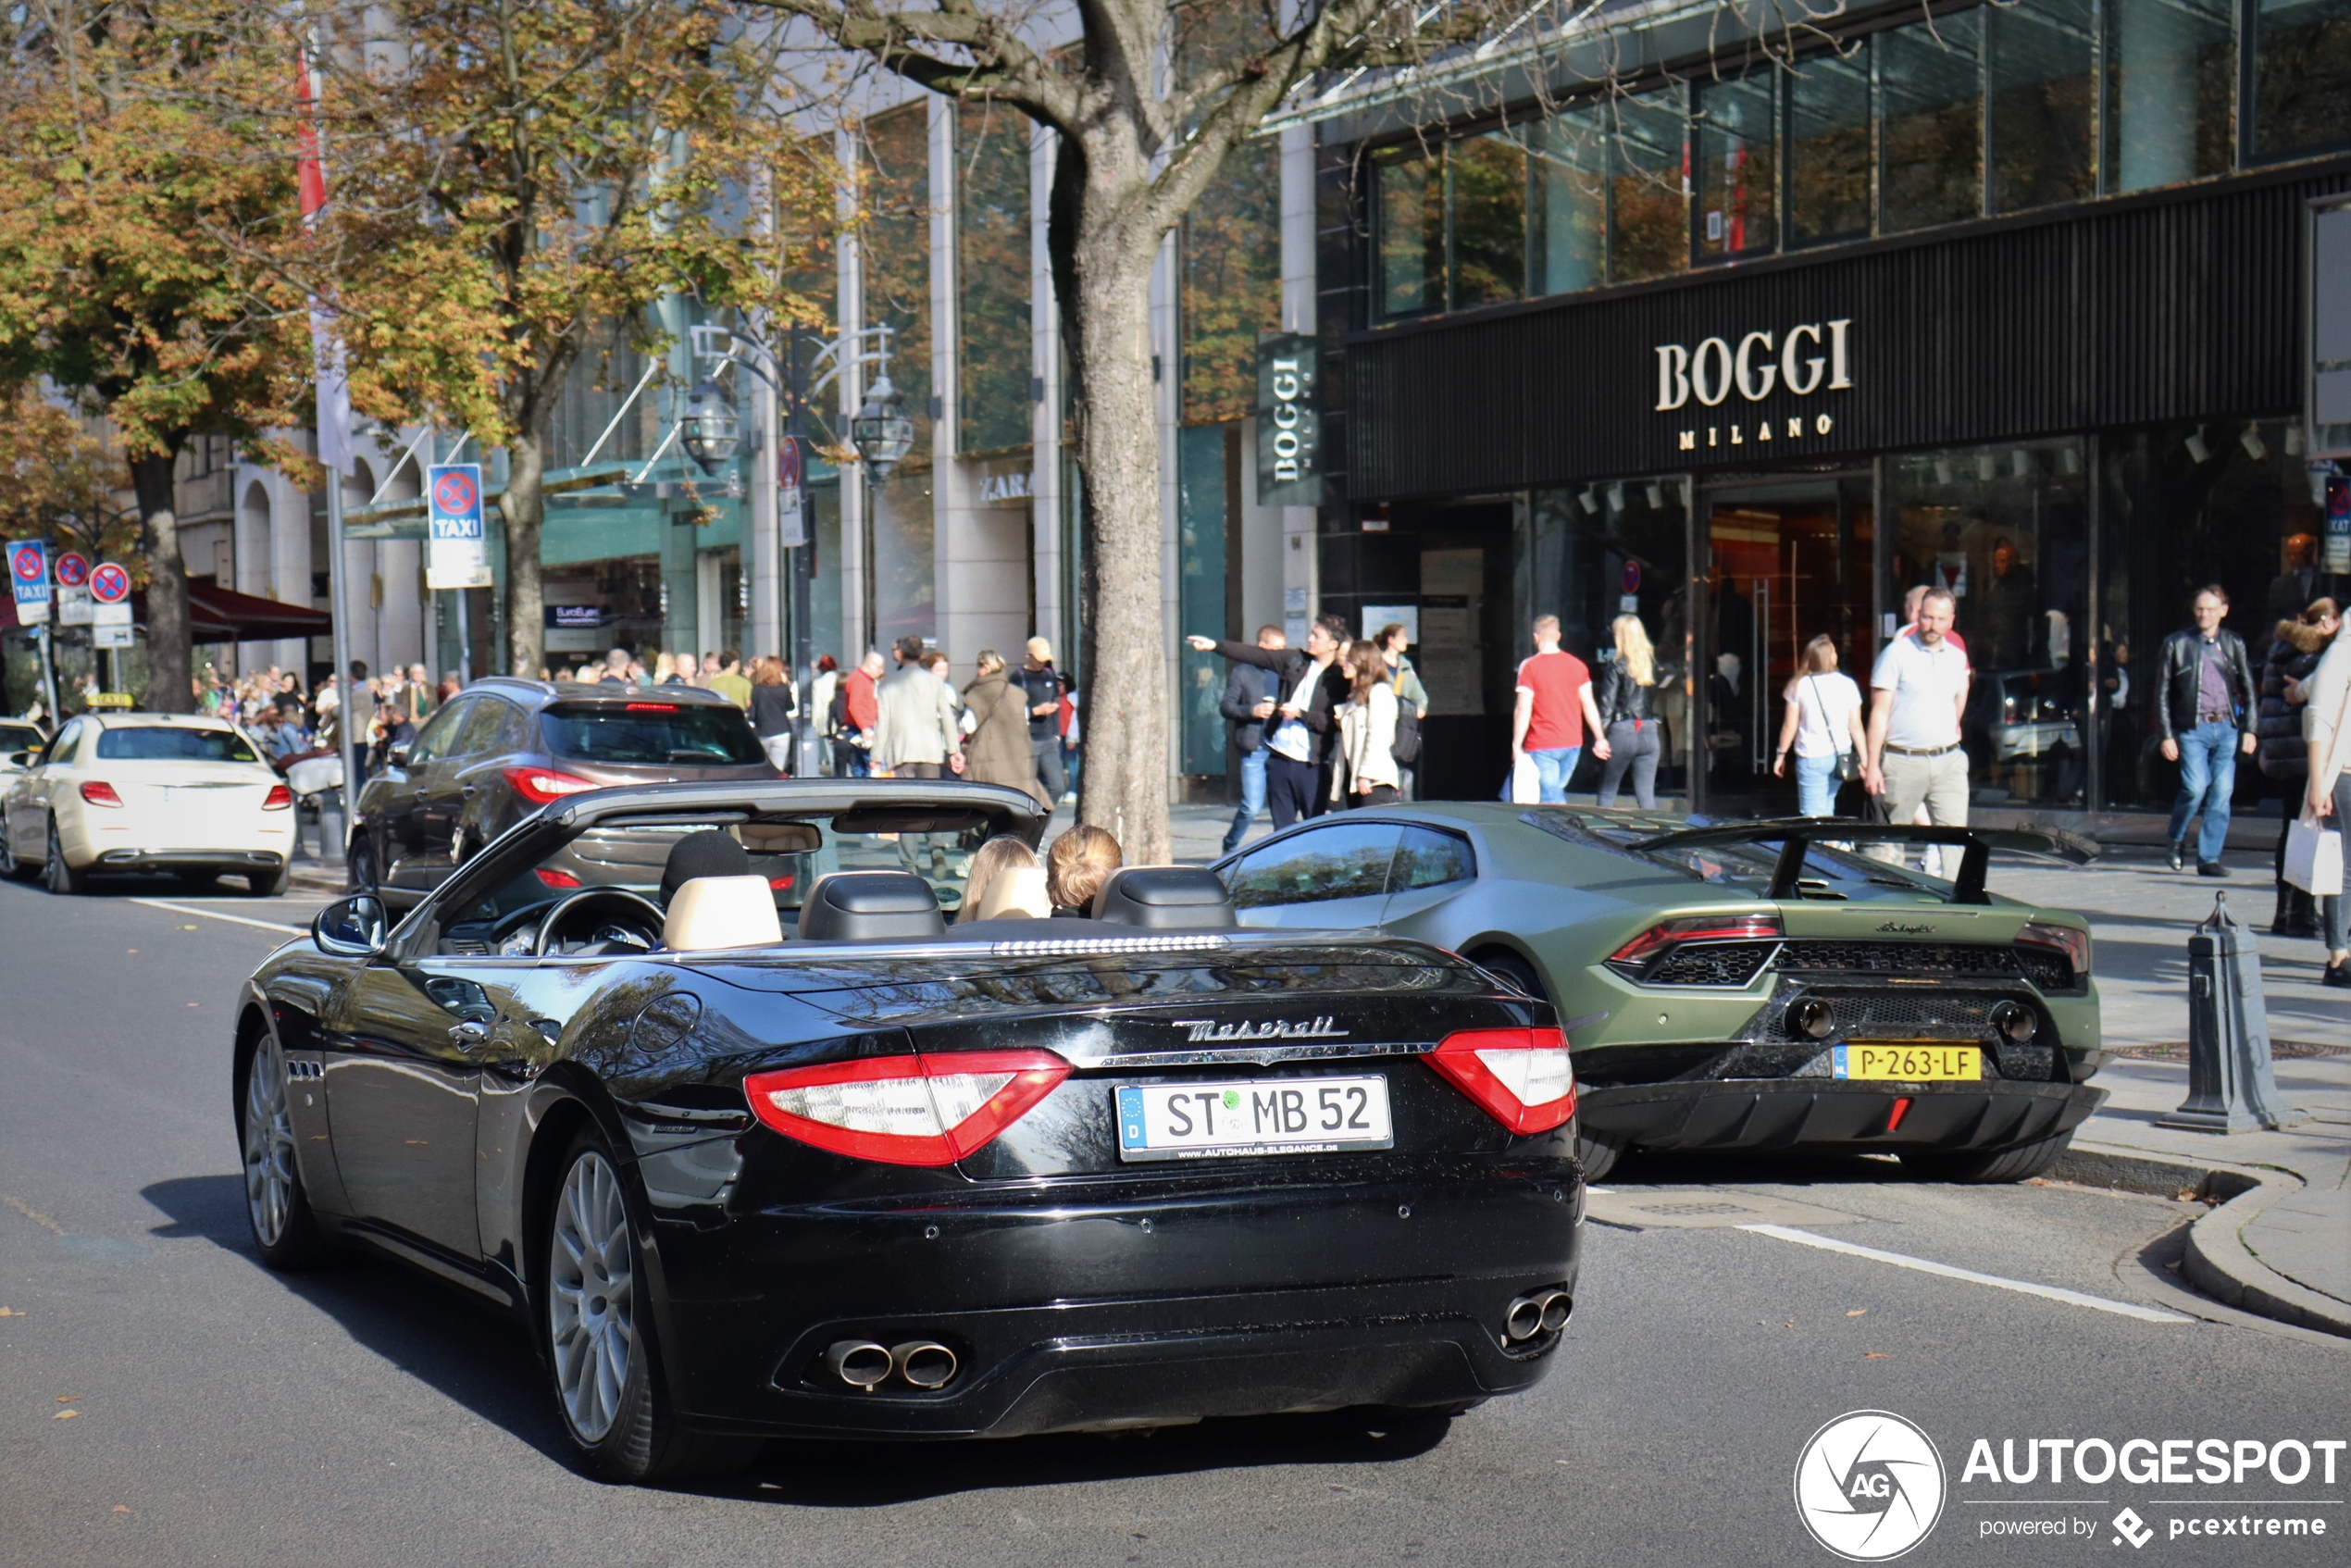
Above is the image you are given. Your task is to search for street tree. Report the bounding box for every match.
[0,0,311,712]
[306,0,836,678]
[741,0,1535,861]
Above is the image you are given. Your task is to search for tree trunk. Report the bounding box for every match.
[130,451,193,714]
[1067,216,1172,864]
[500,431,545,678]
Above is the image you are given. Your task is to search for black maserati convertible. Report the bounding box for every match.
[235,780,1583,1482]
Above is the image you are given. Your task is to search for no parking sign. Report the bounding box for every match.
[427,463,493,589]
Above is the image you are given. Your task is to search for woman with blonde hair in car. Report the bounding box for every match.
[1045,824,1122,917]
[956,835,1045,922]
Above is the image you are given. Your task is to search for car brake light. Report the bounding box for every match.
[624,703,678,712]
[2017,921,2090,976]
[743,1051,1070,1167]
[262,784,292,810]
[536,867,582,889]
[1425,1027,1576,1135]
[79,780,123,808]
[768,874,795,890]
[1605,912,1783,974]
[503,765,601,804]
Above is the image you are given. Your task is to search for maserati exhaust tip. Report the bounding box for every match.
[1503,1294,1545,1342]
[891,1340,958,1390]
[824,1339,893,1390]
[1537,1290,1573,1333]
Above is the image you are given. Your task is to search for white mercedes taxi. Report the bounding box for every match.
[3,713,294,894]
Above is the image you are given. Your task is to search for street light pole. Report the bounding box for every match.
[787,323,815,777]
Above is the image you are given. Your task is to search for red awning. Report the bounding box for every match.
[139,583,334,642]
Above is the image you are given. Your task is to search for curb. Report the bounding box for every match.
[2059,1139,2351,1339]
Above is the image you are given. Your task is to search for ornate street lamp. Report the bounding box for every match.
[680,378,744,469]
[850,374,914,479]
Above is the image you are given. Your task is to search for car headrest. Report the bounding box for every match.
[970,865,1051,921]
[798,871,946,941]
[662,875,783,952]
[661,829,752,905]
[1091,865,1238,929]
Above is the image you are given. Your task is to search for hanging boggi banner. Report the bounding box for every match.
[1255,333,1319,506]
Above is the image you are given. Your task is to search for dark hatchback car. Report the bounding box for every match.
[348,678,776,902]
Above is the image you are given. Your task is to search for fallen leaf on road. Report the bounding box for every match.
[53,1409,77,1419]
[1846,1309,1868,1317]
[181,925,199,930]
[1863,1352,1892,1360]
[125,950,136,954]
[187,1002,199,1008]
[113,1507,129,1514]
[0,1307,19,1316]
[55,1395,77,1402]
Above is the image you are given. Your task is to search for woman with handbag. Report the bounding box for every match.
[2258,599,2338,937]
[1595,616,1664,809]
[1773,634,1865,818]
[2296,617,2351,988]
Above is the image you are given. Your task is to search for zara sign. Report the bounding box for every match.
[1654,319,1855,410]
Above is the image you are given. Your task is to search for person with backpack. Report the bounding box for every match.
[1374,623,1429,799]
[1338,642,1402,806]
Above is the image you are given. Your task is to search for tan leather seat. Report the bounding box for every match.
[662,874,782,952]
[970,865,1051,921]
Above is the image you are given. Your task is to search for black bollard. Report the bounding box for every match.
[2158,892,2301,1133]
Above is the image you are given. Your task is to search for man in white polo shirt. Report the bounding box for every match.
[1863,588,1972,862]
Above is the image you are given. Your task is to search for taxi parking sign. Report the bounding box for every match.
[427,463,493,589]
[8,541,50,625]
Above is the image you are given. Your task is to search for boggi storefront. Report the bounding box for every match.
[1306,0,2351,821]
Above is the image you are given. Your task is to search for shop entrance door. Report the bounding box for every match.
[1695,474,1874,815]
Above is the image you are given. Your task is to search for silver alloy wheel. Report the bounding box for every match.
[549,1150,634,1444]
[242,1038,297,1247]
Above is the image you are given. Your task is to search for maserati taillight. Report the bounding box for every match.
[79,780,122,808]
[743,1051,1071,1166]
[1426,1027,1576,1135]
[503,765,600,804]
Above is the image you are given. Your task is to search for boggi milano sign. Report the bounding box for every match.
[1654,319,1854,453]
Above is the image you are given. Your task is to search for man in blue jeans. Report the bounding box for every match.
[1511,615,1610,803]
[1216,624,1286,852]
[2156,586,2260,876]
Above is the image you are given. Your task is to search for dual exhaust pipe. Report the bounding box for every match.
[824,1338,958,1392]
[1503,1288,1573,1344]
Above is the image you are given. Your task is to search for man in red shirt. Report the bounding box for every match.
[837,649,884,778]
[1512,615,1610,803]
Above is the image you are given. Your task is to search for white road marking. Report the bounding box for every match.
[128,898,305,935]
[1738,1223,2195,1324]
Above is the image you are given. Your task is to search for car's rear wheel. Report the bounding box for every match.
[544,1127,755,1485]
[1898,1129,2075,1184]
[241,1035,330,1268]
[43,818,86,895]
[1474,949,1623,1179]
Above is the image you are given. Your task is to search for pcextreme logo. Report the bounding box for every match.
[1796,1410,1949,1562]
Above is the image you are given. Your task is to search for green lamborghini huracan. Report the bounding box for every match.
[1210,807,2104,1183]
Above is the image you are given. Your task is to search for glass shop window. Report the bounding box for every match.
[1987,0,2096,213]
[1693,73,1777,263]
[1450,131,1528,308]
[1528,108,1608,295]
[1785,45,1873,248]
[2105,0,2235,192]
[1374,143,1445,317]
[2251,0,2351,159]
[1880,11,1985,233]
[1609,90,1690,283]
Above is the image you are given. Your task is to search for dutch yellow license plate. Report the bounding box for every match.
[1832,1044,1981,1081]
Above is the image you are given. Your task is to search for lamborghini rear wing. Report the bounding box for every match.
[1628,818,2097,904]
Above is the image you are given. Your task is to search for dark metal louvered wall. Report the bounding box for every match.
[1342,163,2351,500]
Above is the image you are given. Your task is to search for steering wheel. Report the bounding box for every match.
[532,887,669,958]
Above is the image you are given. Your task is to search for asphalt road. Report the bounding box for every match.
[4,874,2347,1568]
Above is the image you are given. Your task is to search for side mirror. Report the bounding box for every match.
[313,894,389,958]
[4,752,27,768]
[387,742,412,768]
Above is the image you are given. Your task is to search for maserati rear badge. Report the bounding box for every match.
[1171,1015,1349,1043]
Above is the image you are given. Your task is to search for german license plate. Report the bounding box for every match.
[1114,1076,1393,1162]
[1833,1044,1981,1081]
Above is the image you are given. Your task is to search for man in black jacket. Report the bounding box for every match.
[2156,585,2261,876]
[1189,615,1349,832]
[1215,625,1287,852]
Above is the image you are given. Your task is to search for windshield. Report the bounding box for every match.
[95,726,260,764]
[540,702,765,765]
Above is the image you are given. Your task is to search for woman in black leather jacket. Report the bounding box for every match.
[1594,616,1662,809]
[2258,600,2340,937]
